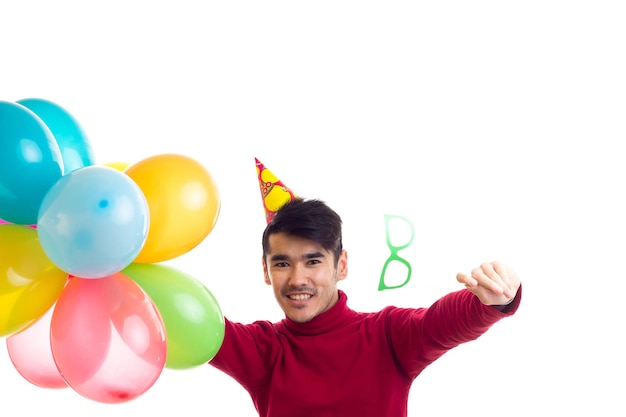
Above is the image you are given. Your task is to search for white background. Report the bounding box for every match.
[1,1,625,415]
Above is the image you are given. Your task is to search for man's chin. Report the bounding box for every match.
[285,308,314,323]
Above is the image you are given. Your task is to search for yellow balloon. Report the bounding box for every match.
[125,154,220,263]
[103,161,131,171]
[0,224,67,337]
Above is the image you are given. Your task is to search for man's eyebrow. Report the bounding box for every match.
[269,252,326,262]
[303,251,325,260]
[269,254,289,262]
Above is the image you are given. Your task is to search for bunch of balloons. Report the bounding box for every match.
[0,98,225,403]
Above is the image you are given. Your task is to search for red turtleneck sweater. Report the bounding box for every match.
[209,288,521,417]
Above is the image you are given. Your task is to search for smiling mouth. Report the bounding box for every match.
[288,294,312,301]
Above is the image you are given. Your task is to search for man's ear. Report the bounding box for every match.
[337,250,348,281]
[262,257,271,285]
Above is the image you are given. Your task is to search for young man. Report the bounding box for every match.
[209,198,522,417]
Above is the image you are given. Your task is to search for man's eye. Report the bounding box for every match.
[308,259,321,265]
[275,262,289,267]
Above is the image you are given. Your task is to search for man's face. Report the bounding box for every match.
[263,232,348,323]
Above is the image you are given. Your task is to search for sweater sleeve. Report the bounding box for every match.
[387,286,522,379]
[209,318,279,393]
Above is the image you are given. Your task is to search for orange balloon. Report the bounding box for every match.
[124,154,220,263]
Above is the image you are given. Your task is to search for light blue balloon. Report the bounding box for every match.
[0,101,64,225]
[37,166,150,278]
[17,98,96,173]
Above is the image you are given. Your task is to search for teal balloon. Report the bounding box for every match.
[0,101,64,225]
[122,262,225,369]
[37,165,150,278]
[17,98,95,173]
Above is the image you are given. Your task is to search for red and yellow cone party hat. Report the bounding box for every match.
[255,157,296,224]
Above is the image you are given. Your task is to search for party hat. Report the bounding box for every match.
[255,157,296,223]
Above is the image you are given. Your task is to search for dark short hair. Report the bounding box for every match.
[262,198,343,265]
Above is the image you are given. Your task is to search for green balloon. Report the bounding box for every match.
[122,263,225,369]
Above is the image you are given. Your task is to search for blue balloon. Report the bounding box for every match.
[37,166,150,278]
[17,98,96,173]
[0,101,64,225]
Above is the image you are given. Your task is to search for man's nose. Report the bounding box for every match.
[288,263,308,285]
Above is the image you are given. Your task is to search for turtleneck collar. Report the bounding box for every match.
[282,290,354,336]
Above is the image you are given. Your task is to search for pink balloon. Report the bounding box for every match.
[0,217,36,228]
[6,305,67,389]
[50,273,167,403]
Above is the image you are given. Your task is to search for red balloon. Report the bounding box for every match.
[7,305,67,389]
[50,273,166,403]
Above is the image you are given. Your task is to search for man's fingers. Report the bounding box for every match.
[456,272,477,286]
[492,261,508,279]
[491,261,519,298]
[471,262,506,295]
[458,261,520,305]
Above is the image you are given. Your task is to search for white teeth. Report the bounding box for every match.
[289,294,311,301]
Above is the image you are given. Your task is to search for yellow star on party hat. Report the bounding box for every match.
[255,157,297,224]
